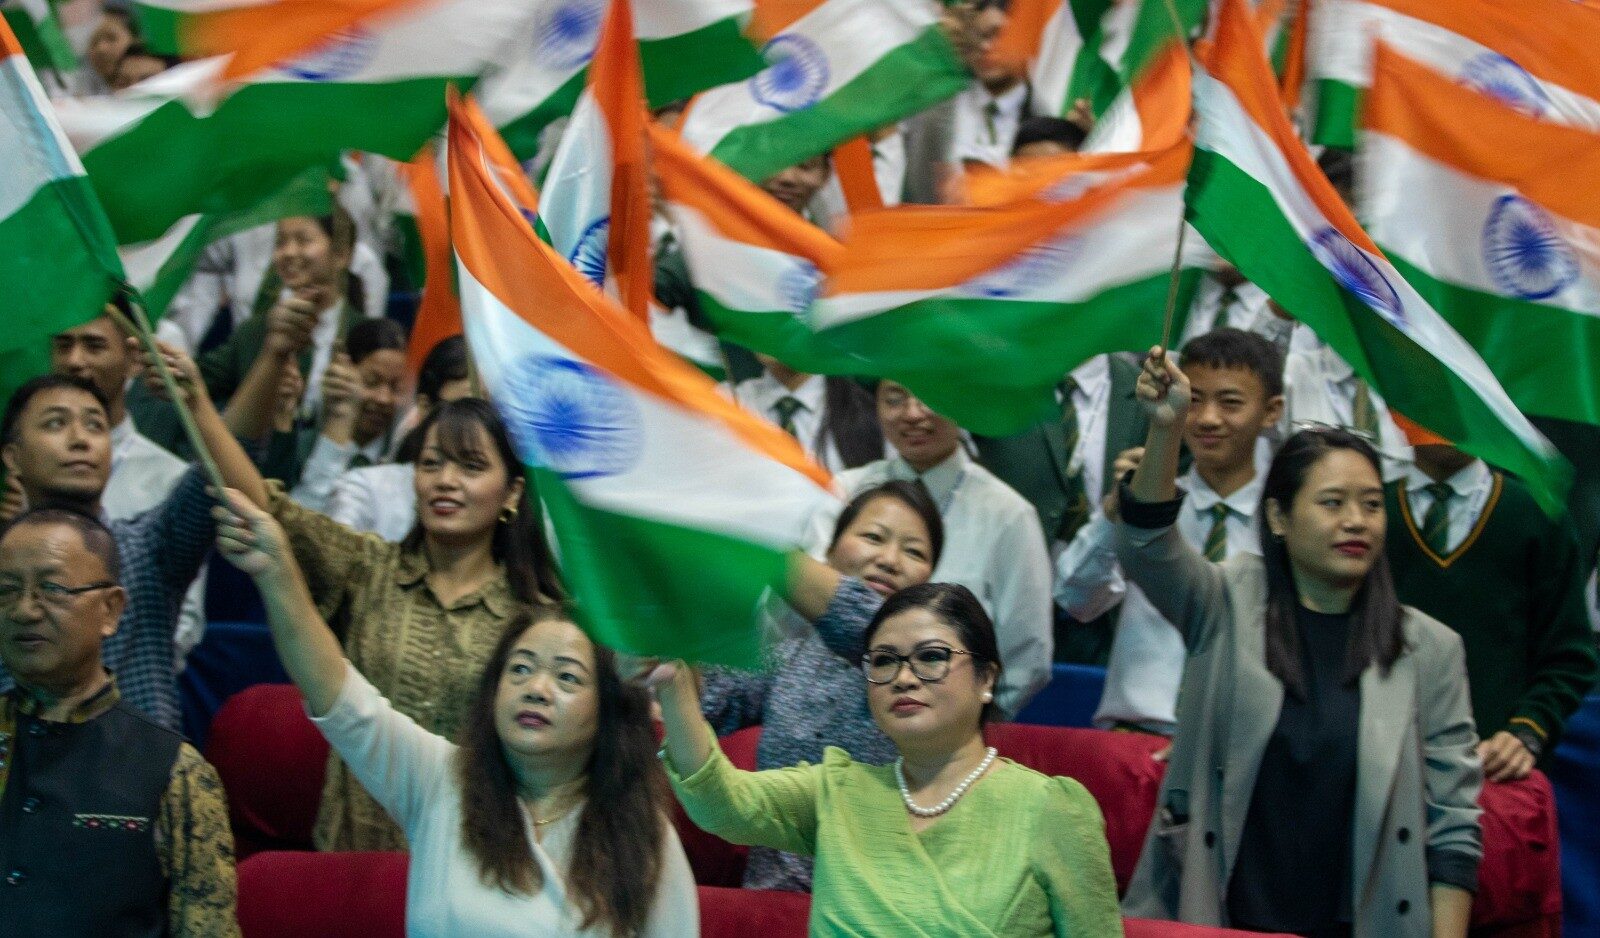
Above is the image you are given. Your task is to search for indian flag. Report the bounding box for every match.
[811,143,1205,435]
[1362,45,1600,426]
[55,0,539,244]
[3,0,76,75]
[476,0,763,160]
[1189,0,1570,511]
[539,0,651,321]
[447,94,835,667]
[650,122,860,374]
[0,15,121,405]
[1307,0,1600,147]
[993,0,1121,119]
[677,0,969,184]
[1079,40,1189,153]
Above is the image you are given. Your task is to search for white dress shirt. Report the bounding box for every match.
[1063,354,1112,523]
[313,665,699,938]
[327,463,418,543]
[1059,454,1268,733]
[1180,275,1294,352]
[732,373,840,472]
[804,448,1054,717]
[291,433,393,513]
[104,416,210,661]
[1283,342,1413,480]
[1401,458,1494,555]
[950,81,1029,169]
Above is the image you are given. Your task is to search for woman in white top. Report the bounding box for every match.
[212,489,698,938]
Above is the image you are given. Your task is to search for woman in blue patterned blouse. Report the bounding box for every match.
[699,479,944,891]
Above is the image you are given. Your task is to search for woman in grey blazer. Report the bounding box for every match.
[1111,349,1481,938]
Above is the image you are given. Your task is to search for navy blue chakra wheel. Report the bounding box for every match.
[1310,227,1406,328]
[750,34,830,113]
[1458,53,1549,119]
[537,0,605,72]
[500,356,643,481]
[282,27,378,82]
[1482,194,1579,302]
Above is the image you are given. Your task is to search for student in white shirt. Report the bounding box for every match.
[949,0,1029,170]
[291,318,407,512]
[1282,339,1412,479]
[730,355,886,473]
[328,334,474,542]
[214,492,698,938]
[805,380,1053,717]
[49,311,209,660]
[1059,329,1284,733]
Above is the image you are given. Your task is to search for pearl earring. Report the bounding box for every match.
[981,691,993,703]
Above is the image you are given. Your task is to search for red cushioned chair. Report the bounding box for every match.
[205,684,330,859]
[237,851,407,938]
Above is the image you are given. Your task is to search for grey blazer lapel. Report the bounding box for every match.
[1215,572,1283,863]
[1352,641,1417,895]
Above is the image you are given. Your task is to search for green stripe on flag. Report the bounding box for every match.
[131,4,181,56]
[1310,79,1359,149]
[707,26,969,182]
[1387,253,1600,426]
[639,16,766,107]
[535,466,783,668]
[495,20,765,163]
[694,293,864,376]
[1120,0,1205,84]
[3,7,76,73]
[818,272,1198,435]
[84,77,465,243]
[1187,148,1571,511]
[0,178,119,352]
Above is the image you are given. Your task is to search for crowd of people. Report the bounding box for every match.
[3,1,1599,937]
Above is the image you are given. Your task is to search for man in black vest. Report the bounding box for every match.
[0,508,238,936]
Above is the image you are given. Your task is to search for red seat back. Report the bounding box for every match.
[205,684,329,858]
[985,723,1168,893]
[1473,772,1562,934]
[237,851,407,938]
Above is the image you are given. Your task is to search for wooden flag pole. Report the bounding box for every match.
[106,293,230,495]
[1156,0,1200,356]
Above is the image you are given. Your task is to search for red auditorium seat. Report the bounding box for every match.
[237,851,407,938]
[235,850,1283,937]
[205,684,330,858]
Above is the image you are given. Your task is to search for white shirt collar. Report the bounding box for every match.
[890,446,971,506]
[1068,353,1109,392]
[110,414,135,451]
[1403,457,1491,498]
[1184,463,1266,517]
[980,81,1029,119]
[779,373,825,412]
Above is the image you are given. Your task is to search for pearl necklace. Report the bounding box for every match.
[895,747,998,818]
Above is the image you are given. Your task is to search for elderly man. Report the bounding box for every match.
[0,508,238,936]
[0,375,214,730]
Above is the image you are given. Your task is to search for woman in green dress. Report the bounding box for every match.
[654,581,1124,937]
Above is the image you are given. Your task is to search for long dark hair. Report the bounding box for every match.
[1259,428,1403,699]
[455,607,669,936]
[828,479,945,569]
[402,398,563,604]
[862,582,1004,724]
[816,377,886,469]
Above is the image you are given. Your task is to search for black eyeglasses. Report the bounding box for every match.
[0,580,117,611]
[862,645,975,685]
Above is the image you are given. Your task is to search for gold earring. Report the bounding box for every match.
[499,506,519,524]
